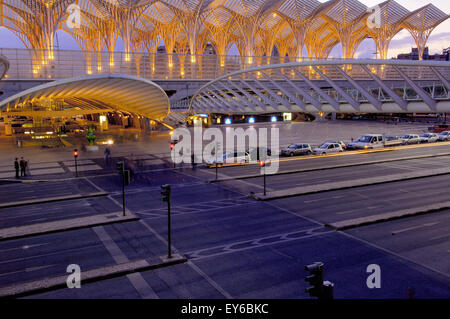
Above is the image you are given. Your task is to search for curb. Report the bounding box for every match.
[210,151,450,183]
[252,167,450,200]
[0,212,139,241]
[326,201,450,230]
[0,192,109,209]
[0,254,187,298]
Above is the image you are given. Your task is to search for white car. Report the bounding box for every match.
[212,151,250,166]
[438,131,450,141]
[313,143,344,155]
[401,134,421,144]
[420,133,438,143]
[353,134,384,149]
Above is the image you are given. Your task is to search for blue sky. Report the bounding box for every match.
[0,0,449,58]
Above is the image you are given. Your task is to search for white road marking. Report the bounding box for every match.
[392,222,439,235]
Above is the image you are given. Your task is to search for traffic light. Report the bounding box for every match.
[170,139,178,150]
[73,149,78,158]
[305,262,324,298]
[116,161,124,173]
[161,184,171,202]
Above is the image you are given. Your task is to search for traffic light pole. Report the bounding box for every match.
[121,162,126,217]
[167,195,172,259]
[263,165,266,196]
[161,184,172,259]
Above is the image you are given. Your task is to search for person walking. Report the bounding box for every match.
[104,147,111,167]
[14,158,19,178]
[19,157,26,177]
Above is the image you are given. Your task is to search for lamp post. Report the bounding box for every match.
[259,160,266,196]
[73,149,78,177]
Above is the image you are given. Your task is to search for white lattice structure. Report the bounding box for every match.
[189,59,450,114]
[0,0,448,74]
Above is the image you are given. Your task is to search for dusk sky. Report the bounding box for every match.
[0,0,449,58]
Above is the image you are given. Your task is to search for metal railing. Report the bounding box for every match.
[0,48,334,80]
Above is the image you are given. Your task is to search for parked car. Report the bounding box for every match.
[384,136,403,146]
[313,143,344,155]
[401,134,421,144]
[353,134,384,149]
[346,139,361,150]
[248,147,271,161]
[280,144,312,157]
[325,140,347,150]
[212,151,250,166]
[438,131,450,141]
[420,133,439,143]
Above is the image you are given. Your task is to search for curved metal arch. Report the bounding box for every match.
[189,59,450,114]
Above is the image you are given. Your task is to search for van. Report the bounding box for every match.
[354,134,384,149]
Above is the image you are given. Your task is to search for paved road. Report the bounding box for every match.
[346,209,450,277]
[1,143,450,298]
[195,142,450,181]
[14,170,450,298]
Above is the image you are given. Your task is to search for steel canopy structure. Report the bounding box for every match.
[189,59,450,114]
[0,55,8,79]
[0,0,448,75]
[0,74,171,122]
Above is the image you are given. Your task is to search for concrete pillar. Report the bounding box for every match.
[4,116,12,136]
[134,115,141,130]
[331,112,337,121]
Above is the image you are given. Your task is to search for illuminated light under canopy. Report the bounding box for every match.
[225,118,232,125]
[271,116,277,122]
[248,117,255,123]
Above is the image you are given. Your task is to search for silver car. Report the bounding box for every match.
[420,133,438,143]
[401,134,420,144]
[280,144,312,157]
[438,131,450,141]
[313,143,344,155]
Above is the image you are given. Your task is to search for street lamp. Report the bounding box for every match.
[259,160,266,196]
[73,149,78,177]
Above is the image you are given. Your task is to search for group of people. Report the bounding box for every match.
[14,157,30,178]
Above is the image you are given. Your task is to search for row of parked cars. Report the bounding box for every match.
[280,131,450,156]
[208,131,450,165]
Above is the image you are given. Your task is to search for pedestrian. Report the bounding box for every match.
[25,159,30,176]
[19,157,25,177]
[14,158,19,178]
[191,152,197,170]
[104,147,111,167]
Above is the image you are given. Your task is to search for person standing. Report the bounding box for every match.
[14,158,19,178]
[25,159,30,176]
[191,152,197,170]
[104,147,111,167]
[19,157,25,177]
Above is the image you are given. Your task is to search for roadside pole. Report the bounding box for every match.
[161,184,172,258]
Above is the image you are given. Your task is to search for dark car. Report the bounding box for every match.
[280,144,312,157]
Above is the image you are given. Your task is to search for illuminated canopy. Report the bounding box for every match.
[0,0,448,62]
[0,74,170,122]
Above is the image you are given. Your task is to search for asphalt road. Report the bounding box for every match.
[1,143,450,298]
[196,142,450,180]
